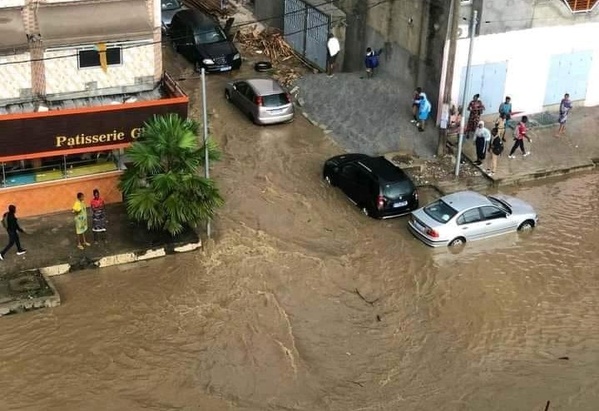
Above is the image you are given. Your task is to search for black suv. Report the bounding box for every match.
[323,154,419,219]
[169,9,241,72]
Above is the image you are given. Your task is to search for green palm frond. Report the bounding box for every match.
[120,114,224,236]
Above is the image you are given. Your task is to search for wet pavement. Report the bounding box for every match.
[1,11,599,411]
[294,71,439,158]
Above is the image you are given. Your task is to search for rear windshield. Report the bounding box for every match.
[383,181,413,198]
[262,93,289,107]
[195,28,227,44]
[423,199,458,223]
[161,0,181,10]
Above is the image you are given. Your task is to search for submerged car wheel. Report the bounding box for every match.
[517,220,535,231]
[224,90,231,101]
[448,237,466,247]
[254,61,272,72]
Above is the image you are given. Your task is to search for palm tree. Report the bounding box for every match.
[119,113,223,236]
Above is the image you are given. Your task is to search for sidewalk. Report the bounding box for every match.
[294,71,599,184]
[448,106,599,185]
[0,204,201,316]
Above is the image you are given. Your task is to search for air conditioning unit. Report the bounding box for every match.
[457,24,470,39]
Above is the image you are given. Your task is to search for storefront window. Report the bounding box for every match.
[1,150,122,188]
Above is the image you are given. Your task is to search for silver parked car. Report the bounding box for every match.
[408,190,538,247]
[224,78,294,125]
[161,0,185,33]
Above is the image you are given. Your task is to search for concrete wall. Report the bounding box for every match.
[335,0,450,115]
[0,53,33,103]
[473,0,599,35]
[451,22,599,114]
[254,0,284,29]
[43,42,155,99]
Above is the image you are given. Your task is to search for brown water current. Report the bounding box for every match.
[1,57,598,411]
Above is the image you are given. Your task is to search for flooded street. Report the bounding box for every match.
[1,53,599,411]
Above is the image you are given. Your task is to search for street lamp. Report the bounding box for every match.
[454,10,478,177]
[201,68,211,238]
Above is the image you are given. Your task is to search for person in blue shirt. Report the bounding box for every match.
[364,47,382,78]
[498,96,512,122]
[416,92,432,132]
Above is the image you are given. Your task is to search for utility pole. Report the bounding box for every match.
[201,68,211,239]
[436,0,461,156]
[454,9,478,177]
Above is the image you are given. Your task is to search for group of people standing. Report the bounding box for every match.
[73,189,107,250]
[465,91,573,176]
[0,189,107,261]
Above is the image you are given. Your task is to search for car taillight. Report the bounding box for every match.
[285,93,292,103]
[426,228,439,238]
[377,195,385,210]
[255,96,263,106]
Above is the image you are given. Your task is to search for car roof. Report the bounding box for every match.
[358,156,410,183]
[173,9,216,27]
[243,79,285,95]
[440,191,492,211]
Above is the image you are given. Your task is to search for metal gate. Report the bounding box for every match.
[284,0,330,71]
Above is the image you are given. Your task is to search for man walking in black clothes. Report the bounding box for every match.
[0,204,27,260]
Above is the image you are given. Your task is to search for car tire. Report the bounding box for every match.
[448,237,466,247]
[254,61,272,72]
[248,112,258,125]
[172,41,179,53]
[224,90,231,102]
[517,220,535,231]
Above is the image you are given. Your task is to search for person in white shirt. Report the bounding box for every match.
[474,120,491,165]
[326,33,340,76]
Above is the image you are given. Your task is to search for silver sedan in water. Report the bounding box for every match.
[408,190,538,247]
[224,78,294,125]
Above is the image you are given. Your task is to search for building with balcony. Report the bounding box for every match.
[0,0,189,217]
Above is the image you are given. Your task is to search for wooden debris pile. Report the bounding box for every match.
[236,26,295,63]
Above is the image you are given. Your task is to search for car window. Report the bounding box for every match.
[423,200,458,224]
[195,27,227,44]
[340,164,359,180]
[457,208,483,225]
[161,0,181,10]
[488,196,511,213]
[355,167,373,188]
[480,205,506,220]
[262,93,289,107]
[235,82,248,96]
[383,181,413,198]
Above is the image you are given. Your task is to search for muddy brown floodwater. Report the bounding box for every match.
[1,51,598,411]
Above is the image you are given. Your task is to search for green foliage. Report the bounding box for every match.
[119,114,223,236]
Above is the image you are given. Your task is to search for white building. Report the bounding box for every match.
[0,0,163,105]
[447,0,599,116]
